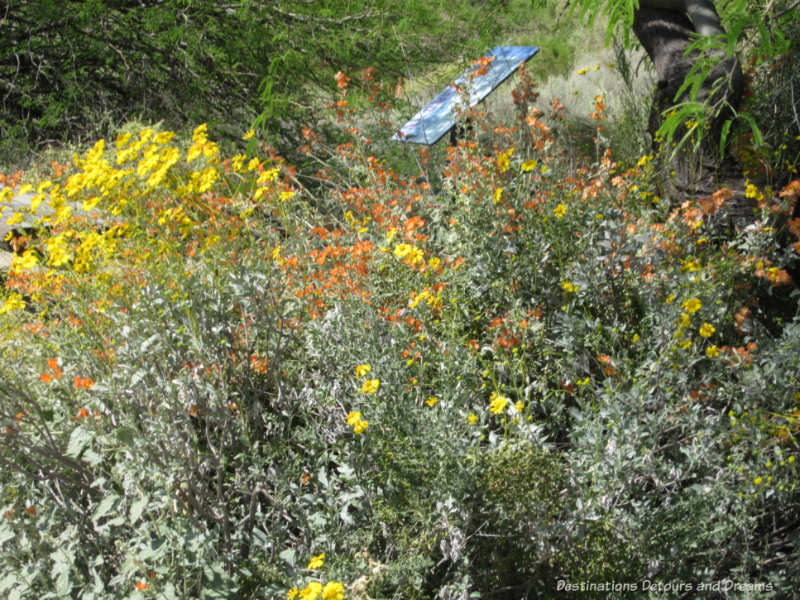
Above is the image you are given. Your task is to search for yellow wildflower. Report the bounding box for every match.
[153,131,175,145]
[355,364,371,378]
[497,148,513,173]
[521,159,538,172]
[426,396,438,407]
[257,167,280,184]
[706,345,719,358]
[562,280,578,293]
[359,378,380,394]
[307,553,325,570]
[11,250,38,273]
[322,581,345,600]
[192,123,208,143]
[467,413,478,424]
[493,187,503,204]
[116,132,132,149]
[287,587,299,600]
[554,203,567,218]
[0,292,26,315]
[242,128,255,140]
[699,323,715,338]
[299,582,322,600]
[489,391,509,414]
[5,212,24,226]
[681,298,702,314]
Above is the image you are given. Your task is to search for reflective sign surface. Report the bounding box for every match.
[393,46,539,145]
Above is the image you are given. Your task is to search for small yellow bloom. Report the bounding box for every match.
[562,280,578,293]
[705,345,719,358]
[682,297,702,314]
[353,419,368,434]
[116,132,132,149]
[678,313,691,328]
[514,401,524,413]
[699,323,715,338]
[393,243,413,260]
[665,293,675,304]
[753,476,763,485]
[322,582,345,600]
[153,131,175,145]
[11,250,38,272]
[242,128,255,140]
[426,396,438,407]
[359,378,380,394]
[5,212,24,226]
[489,391,509,414]
[307,553,325,570]
[497,148,514,173]
[192,123,208,142]
[355,364,371,378]
[493,187,503,204]
[279,190,295,202]
[576,67,589,75]
[0,292,26,315]
[521,159,538,172]
[347,411,362,427]
[287,587,299,600]
[553,203,567,218]
[467,413,478,424]
[299,581,322,600]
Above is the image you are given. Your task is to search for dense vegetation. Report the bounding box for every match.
[0,0,573,167]
[1,1,799,598]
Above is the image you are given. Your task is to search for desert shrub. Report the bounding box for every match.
[2,61,800,600]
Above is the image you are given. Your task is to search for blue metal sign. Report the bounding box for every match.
[393,46,539,145]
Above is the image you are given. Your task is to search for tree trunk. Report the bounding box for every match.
[633,0,744,196]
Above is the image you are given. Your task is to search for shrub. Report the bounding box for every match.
[2,65,799,599]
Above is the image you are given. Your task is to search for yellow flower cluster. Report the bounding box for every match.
[307,553,325,569]
[347,411,369,434]
[497,147,514,173]
[489,391,510,414]
[287,581,344,600]
[561,280,578,293]
[393,243,424,265]
[681,297,702,314]
[359,379,380,394]
[0,292,26,315]
[409,287,442,310]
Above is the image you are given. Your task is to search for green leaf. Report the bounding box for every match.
[65,426,92,459]
[92,494,119,523]
[129,495,148,524]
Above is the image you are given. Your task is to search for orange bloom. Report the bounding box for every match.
[73,376,95,390]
